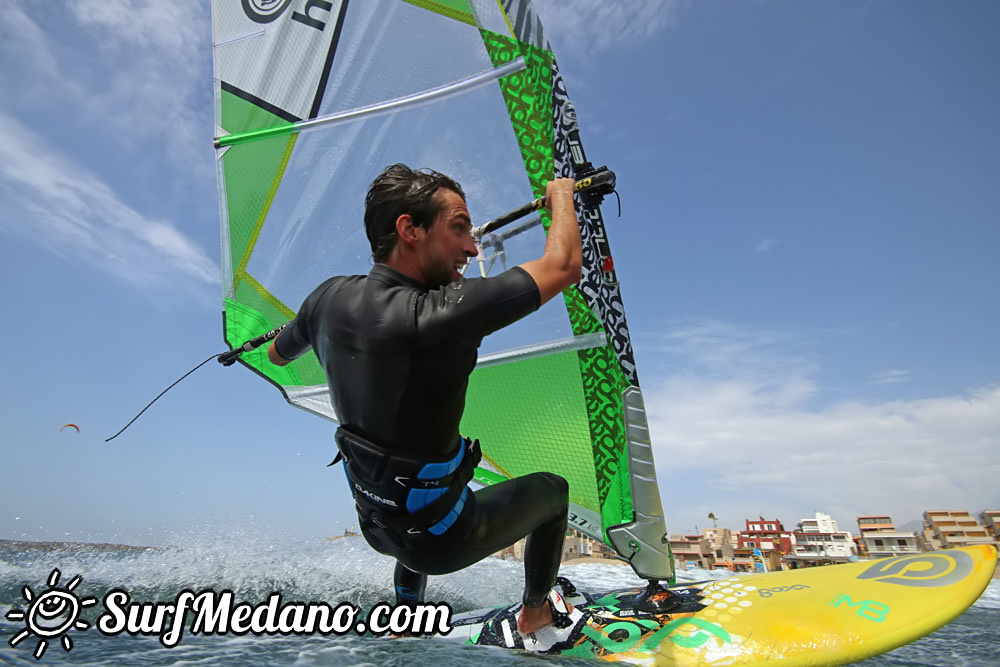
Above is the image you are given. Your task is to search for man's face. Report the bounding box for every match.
[417,188,477,287]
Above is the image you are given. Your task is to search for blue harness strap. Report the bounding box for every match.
[406,439,472,534]
[335,427,481,535]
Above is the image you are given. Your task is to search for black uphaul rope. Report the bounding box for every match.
[105,324,288,442]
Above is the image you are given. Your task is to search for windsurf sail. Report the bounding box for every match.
[753,547,768,573]
[212,0,673,582]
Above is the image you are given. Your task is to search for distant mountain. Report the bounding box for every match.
[897,519,924,533]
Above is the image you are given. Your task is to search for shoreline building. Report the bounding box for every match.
[499,529,620,563]
[857,515,895,534]
[563,529,594,560]
[702,527,756,572]
[856,514,921,558]
[979,510,1000,543]
[786,512,856,567]
[922,510,994,549]
[702,527,738,561]
[562,528,618,560]
[669,534,716,571]
[737,517,793,561]
[498,529,616,563]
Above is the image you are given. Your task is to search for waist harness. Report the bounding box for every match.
[334,427,482,536]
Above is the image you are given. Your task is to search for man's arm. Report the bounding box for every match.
[267,316,312,367]
[518,178,582,305]
[267,339,292,367]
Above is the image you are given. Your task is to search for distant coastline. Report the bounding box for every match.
[562,556,630,567]
[0,539,162,552]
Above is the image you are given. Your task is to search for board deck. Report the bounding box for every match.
[443,545,996,665]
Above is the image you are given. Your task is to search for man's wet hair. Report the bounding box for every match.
[364,164,466,262]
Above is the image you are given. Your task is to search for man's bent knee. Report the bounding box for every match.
[535,472,568,510]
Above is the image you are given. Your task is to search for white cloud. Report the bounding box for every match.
[0,1,217,294]
[69,0,212,169]
[533,0,678,56]
[0,5,65,99]
[642,320,999,534]
[1,1,212,174]
[870,369,911,385]
[0,113,218,288]
[643,319,820,408]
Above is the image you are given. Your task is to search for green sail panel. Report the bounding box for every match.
[477,29,634,536]
[480,31,554,203]
[219,90,324,387]
[461,350,598,513]
[219,92,298,284]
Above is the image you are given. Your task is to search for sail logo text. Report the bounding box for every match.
[242,0,338,32]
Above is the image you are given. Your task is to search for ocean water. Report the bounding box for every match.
[1,530,996,666]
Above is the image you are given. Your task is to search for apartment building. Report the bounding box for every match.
[702,527,738,561]
[979,510,1000,542]
[922,510,994,549]
[563,529,594,559]
[787,512,856,566]
[857,515,895,534]
[669,534,715,570]
[738,517,793,554]
[856,514,921,557]
[862,531,922,557]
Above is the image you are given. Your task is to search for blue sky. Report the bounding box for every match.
[0,0,997,548]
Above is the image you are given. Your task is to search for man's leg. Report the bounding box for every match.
[391,472,570,632]
[514,473,571,634]
[394,560,427,607]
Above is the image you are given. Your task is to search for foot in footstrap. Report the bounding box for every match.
[541,588,574,629]
[476,589,592,653]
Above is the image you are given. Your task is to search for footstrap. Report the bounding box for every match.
[544,589,573,629]
[476,589,593,654]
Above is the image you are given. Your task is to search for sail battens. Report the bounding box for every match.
[216,58,527,148]
[475,332,607,368]
[213,29,265,48]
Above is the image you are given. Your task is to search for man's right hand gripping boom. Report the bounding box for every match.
[518,178,582,305]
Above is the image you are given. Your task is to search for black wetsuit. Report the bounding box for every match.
[274,263,569,607]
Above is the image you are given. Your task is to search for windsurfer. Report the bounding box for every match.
[267,164,582,635]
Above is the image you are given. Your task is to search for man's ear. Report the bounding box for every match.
[395,214,422,246]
